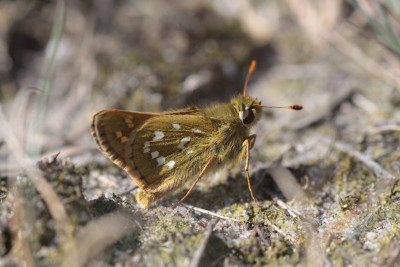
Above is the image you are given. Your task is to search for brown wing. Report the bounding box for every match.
[91,108,199,188]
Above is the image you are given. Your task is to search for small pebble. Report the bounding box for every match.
[366,232,377,240]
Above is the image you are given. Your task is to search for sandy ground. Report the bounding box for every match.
[1,0,400,266]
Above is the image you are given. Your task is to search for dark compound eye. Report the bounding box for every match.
[242,108,256,124]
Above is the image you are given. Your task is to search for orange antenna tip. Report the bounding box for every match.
[254,104,303,110]
[249,60,256,74]
[290,104,303,110]
[243,60,257,96]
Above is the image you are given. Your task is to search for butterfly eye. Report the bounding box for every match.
[242,108,256,124]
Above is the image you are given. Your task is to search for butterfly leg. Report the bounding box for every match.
[249,134,256,150]
[243,134,260,207]
[171,159,214,209]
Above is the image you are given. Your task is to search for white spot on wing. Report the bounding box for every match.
[153,131,164,141]
[143,142,151,153]
[166,160,175,170]
[156,156,165,165]
[177,136,191,149]
[192,128,203,133]
[186,150,193,154]
[181,136,190,142]
[151,151,159,159]
[173,123,181,129]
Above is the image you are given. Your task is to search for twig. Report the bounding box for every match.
[182,204,298,245]
[0,145,94,174]
[275,199,299,218]
[254,223,271,246]
[368,124,400,135]
[182,204,297,245]
[263,219,297,245]
[318,135,395,179]
[189,218,219,267]
[42,144,96,158]
[120,186,138,196]
[182,204,241,222]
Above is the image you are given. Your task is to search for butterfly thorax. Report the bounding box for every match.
[194,94,262,165]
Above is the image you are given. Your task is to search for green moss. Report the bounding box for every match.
[136,215,230,266]
[235,235,298,266]
[385,180,400,204]
[143,210,192,243]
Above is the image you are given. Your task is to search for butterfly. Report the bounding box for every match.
[91,61,302,208]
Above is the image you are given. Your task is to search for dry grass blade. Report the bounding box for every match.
[290,86,356,131]
[42,144,97,158]
[189,218,219,267]
[7,185,35,267]
[349,0,400,57]
[0,0,78,263]
[286,0,342,45]
[328,27,400,90]
[26,0,65,158]
[275,199,299,218]
[33,172,74,238]
[317,135,395,179]
[269,167,309,204]
[182,204,241,222]
[305,225,327,267]
[9,89,36,154]
[63,211,138,267]
[0,106,31,168]
[0,110,76,260]
[1,101,76,263]
[368,124,400,135]
[0,144,96,175]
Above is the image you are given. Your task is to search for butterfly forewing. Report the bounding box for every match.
[131,115,215,184]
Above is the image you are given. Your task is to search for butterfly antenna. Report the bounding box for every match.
[243,60,256,96]
[254,104,303,110]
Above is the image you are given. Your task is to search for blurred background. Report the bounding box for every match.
[1,0,400,266]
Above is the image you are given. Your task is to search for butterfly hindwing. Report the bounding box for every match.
[91,109,158,188]
[91,110,156,161]
[91,108,201,189]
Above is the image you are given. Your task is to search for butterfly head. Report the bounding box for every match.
[231,94,262,127]
[231,60,302,128]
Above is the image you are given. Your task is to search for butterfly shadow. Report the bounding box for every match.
[162,163,330,211]
[159,168,287,210]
